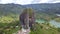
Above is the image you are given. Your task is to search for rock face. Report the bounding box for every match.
[20,8,35,29]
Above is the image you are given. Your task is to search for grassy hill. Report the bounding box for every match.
[30,23,60,34]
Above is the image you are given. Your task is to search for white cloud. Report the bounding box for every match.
[32,0,49,3]
[0,0,60,5]
[52,1,60,3]
[0,0,14,3]
[32,0,60,3]
[0,0,33,5]
[15,0,33,5]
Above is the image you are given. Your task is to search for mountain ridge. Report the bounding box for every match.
[0,3,60,16]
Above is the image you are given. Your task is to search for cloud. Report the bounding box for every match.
[0,0,33,5]
[15,0,33,5]
[0,0,14,4]
[32,0,60,3]
[0,0,60,5]
[32,0,49,3]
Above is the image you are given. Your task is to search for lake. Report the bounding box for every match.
[36,20,60,28]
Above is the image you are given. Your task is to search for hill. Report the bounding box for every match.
[0,3,60,16]
[0,3,24,16]
[24,3,60,14]
[0,3,60,20]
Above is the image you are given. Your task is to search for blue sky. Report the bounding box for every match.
[0,0,60,5]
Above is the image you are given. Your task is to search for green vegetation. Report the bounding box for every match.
[0,15,21,34]
[54,18,60,22]
[0,14,60,34]
[0,5,60,34]
[30,23,60,34]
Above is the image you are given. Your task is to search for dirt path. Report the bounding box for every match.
[17,29,30,34]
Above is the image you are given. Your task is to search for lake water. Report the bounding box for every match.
[36,20,60,28]
[50,20,60,28]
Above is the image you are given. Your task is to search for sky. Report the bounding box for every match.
[0,0,60,5]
